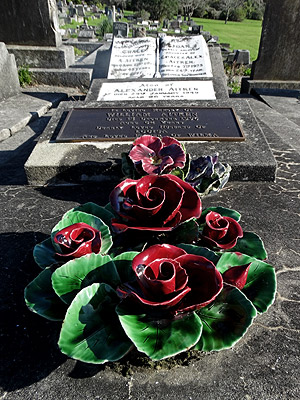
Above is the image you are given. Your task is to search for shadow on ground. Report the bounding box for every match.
[0,232,66,392]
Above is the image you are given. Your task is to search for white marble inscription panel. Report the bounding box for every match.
[97,80,216,101]
[107,37,158,79]
[159,36,213,78]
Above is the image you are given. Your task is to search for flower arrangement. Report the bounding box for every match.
[25,136,276,364]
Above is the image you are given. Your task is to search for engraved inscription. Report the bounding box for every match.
[55,107,245,143]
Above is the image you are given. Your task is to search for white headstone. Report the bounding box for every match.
[107,37,158,79]
[159,36,213,78]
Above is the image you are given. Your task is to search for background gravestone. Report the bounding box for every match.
[0,42,20,101]
[113,22,128,38]
[251,0,300,80]
[0,0,62,47]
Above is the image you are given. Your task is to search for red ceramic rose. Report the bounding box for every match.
[129,135,186,175]
[117,244,223,314]
[53,222,101,259]
[201,211,243,249]
[109,174,201,233]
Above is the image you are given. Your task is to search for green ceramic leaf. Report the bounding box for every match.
[168,219,199,244]
[200,206,241,223]
[121,152,141,179]
[24,268,67,321]
[216,252,276,313]
[33,237,58,269]
[51,210,113,255]
[216,252,253,274]
[117,308,203,360]
[72,202,115,228]
[177,243,220,265]
[105,202,118,218]
[243,259,276,313]
[52,253,121,304]
[195,284,257,351]
[231,231,267,260]
[112,251,139,283]
[58,283,132,364]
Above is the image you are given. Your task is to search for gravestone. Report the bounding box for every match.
[132,27,147,38]
[234,50,250,65]
[107,37,157,79]
[0,42,20,102]
[113,22,129,38]
[192,25,200,35]
[159,36,213,78]
[77,5,85,17]
[163,19,169,29]
[170,20,180,30]
[0,0,61,47]
[69,5,77,17]
[78,30,97,42]
[251,0,300,81]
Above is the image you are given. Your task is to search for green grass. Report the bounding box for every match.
[192,18,262,60]
[61,11,262,61]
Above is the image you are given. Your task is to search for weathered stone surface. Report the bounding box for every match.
[7,45,75,69]
[24,98,276,185]
[241,78,300,93]
[29,68,92,89]
[0,104,299,397]
[251,0,300,81]
[0,91,68,141]
[0,0,62,47]
[0,42,20,101]
[250,96,300,156]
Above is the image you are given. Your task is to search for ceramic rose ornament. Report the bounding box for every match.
[25,135,276,364]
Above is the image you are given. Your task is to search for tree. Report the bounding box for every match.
[178,0,207,20]
[220,0,244,23]
[132,0,178,20]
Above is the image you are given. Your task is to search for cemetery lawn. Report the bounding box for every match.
[193,18,262,60]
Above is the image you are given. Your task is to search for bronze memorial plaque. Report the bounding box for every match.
[55,107,245,142]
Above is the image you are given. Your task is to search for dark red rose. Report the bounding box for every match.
[109,174,201,233]
[201,211,243,249]
[53,222,101,259]
[129,135,186,175]
[117,244,223,314]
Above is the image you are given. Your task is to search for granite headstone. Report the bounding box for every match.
[0,0,62,47]
[251,0,300,81]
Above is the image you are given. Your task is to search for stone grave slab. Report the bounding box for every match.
[24,98,276,185]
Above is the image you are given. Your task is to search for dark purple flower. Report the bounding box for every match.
[117,244,223,314]
[201,211,243,250]
[185,153,231,196]
[129,135,186,175]
[109,174,201,233]
[53,222,101,259]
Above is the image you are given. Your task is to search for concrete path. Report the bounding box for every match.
[0,91,299,399]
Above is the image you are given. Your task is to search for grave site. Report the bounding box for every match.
[0,1,299,399]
